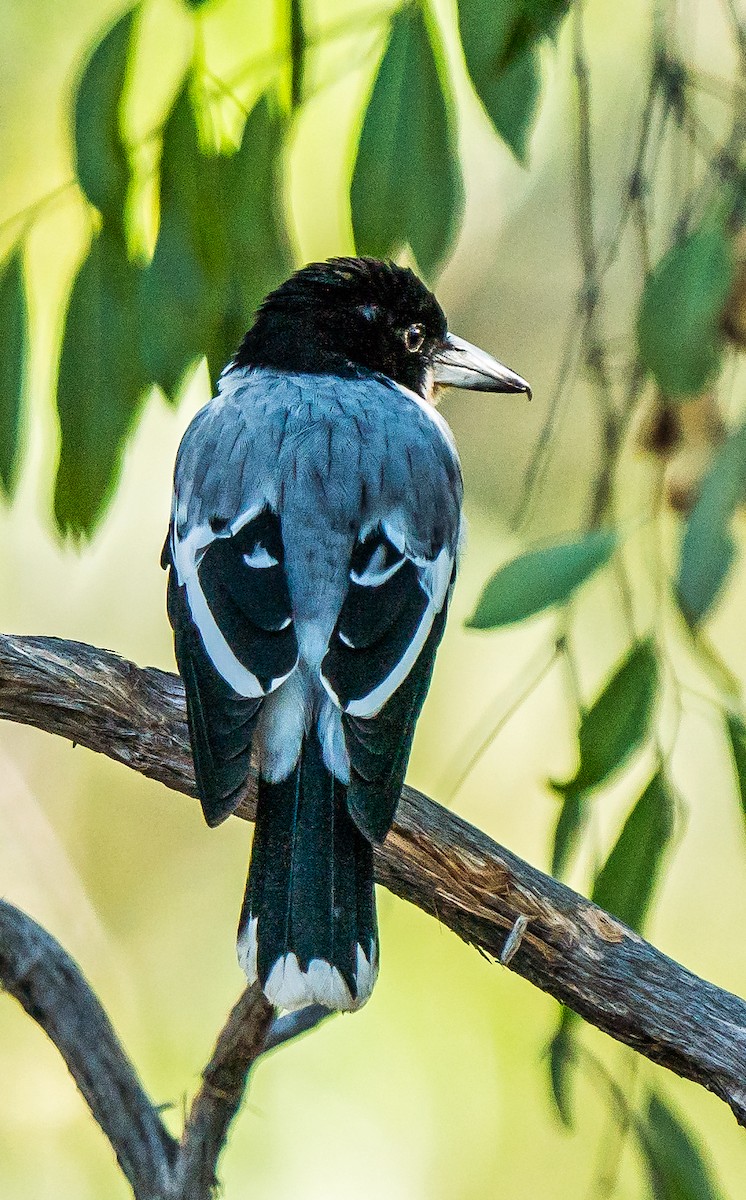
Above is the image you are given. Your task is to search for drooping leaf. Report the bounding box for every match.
[554,639,658,795]
[141,79,231,398]
[0,245,28,496]
[551,787,587,877]
[213,91,293,368]
[458,0,570,160]
[74,6,138,231]
[726,713,746,830]
[638,218,735,398]
[547,1007,577,1128]
[55,229,145,537]
[288,0,306,110]
[467,530,616,629]
[640,1094,724,1200]
[351,6,463,278]
[676,421,746,624]
[591,773,673,933]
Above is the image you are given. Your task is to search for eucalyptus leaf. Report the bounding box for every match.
[640,1094,723,1200]
[591,773,673,933]
[547,1007,577,1128]
[55,229,145,537]
[676,421,746,624]
[638,218,735,398]
[141,79,231,398]
[726,713,746,829]
[288,0,306,110]
[351,6,463,278]
[468,530,616,629]
[551,787,586,877]
[212,91,293,373]
[0,245,27,496]
[74,6,138,230]
[556,639,658,795]
[458,0,570,160]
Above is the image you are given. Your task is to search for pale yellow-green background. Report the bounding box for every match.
[1,0,745,1196]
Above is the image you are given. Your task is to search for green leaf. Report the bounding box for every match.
[726,713,746,830]
[55,229,145,537]
[141,79,231,398]
[676,421,746,623]
[640,1094,724,1200]
[557,639,658,795]
[351,7,463,278]
[74,6,138,230]
[551,787,587,876]
[547,1007,577,1128]
[467,530,616,629]
[288,0,306,110]
[637,218,735,398]
[213,91,293,370]
[143,85,292,398]
[0,245,28,496]
[458,0,570,160]
[591,773,673,933]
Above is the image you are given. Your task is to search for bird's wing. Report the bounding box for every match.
[321,520,457,843]
[165,398,298,826]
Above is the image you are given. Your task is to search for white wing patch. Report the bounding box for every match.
[243,545,278,569]
[350,544,404,587]
[345,545,453,719]
[172,508,291,700]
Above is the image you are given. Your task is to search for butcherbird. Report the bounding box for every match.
[164,257,530,1012]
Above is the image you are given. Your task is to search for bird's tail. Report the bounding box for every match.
[237,728,378,1011]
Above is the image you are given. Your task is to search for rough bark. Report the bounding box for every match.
[0,632,744,1130]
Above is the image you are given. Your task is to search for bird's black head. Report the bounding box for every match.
[233,257,448,398]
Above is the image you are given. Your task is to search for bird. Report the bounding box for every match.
[163,257,530,1013]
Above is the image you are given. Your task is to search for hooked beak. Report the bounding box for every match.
[433,332,532,399]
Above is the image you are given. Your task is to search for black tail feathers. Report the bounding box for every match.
[237,730,378,1011]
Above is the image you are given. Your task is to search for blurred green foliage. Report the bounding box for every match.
[467,529,616,627]
[550,640,659,873]
[640,1094,724,1200]
[458,0,570,160]
[638,217,735,399]
[0,246,27,497]
[351,6,463,275]
[677,420,746,624]
[590,771,673,932]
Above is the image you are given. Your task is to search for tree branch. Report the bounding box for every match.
[0,898,316,1199]
[0,900,177,1200]
[173,984,274,1198]
[1,633,745,1126]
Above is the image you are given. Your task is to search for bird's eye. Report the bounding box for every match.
[404,323,425,353]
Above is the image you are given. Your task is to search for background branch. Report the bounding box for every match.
[0,899,307,1199]
[0,633,745,1128]
[0,900,177,1200]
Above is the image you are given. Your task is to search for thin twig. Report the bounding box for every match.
[263,1004,333,1053]
[173,985,274,1199]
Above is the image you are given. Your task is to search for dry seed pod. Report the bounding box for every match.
[664,392,725,514]
[634,390,725,514]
